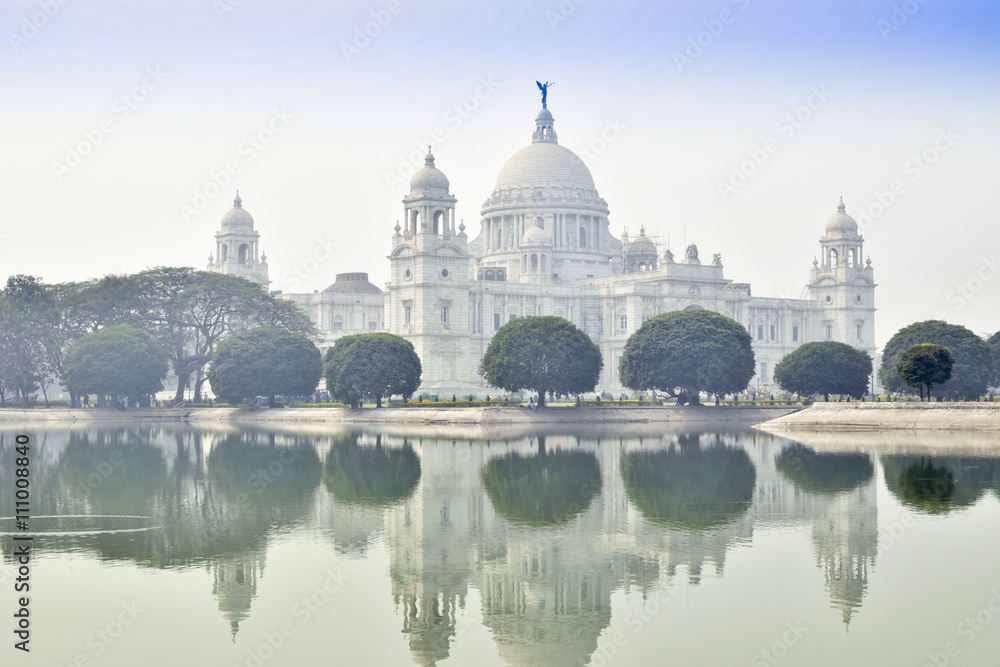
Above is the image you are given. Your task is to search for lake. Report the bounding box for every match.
[1,424,999,667]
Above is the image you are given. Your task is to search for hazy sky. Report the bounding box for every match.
[2,0,998,346]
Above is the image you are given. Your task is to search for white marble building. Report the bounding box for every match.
[254,99,876,395]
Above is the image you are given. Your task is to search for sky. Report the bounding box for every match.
[1,0,999,347]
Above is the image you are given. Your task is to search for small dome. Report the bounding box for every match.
[409,150,450,193]
[221,192,254,228]
[520,221,552,246]
[535,108,554,122]
[323,272,383,295]
[825,199,858,236]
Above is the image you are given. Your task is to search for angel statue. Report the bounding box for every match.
[536,81,554,108]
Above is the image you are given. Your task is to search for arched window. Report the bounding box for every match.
[433,210,444,235]
[496,270,505,282]
[485,270,495,281]
[411,209,421,231]
[579,227,587,248]
[220,244,228,262]
[639,263,646,272]
[830,249,839,267]
[531,254,538,272]
[238,244,249,264]
[478,271,484,280]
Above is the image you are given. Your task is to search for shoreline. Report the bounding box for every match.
[0,405,801,428]
[755,402,1000,432]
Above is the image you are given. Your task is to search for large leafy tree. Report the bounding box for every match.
[208,328,322,406]
[773,341,872,401]
[879,320,991,399]
[897,343,953,401]
[324,333,422,407]
[619,309,754,403]
[131,268,315,403]
[62,324,169,405]
[478,316,602,406]
[0,275,63,405]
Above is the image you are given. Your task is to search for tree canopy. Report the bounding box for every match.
[986,330,1000,388]
[879,320,991,399]
[324,333,422,407]
[619,310,754,402]
[478,316,602,406]
[208,328,322,405]
[897,343,953,401]
[774,444,874,495]
[323,436,421,506]
[0,275,63,405]
[62,324,169,403]
[773,341,872,400]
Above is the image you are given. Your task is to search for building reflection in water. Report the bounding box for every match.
[14,428,1000,664]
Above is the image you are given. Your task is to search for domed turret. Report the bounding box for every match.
[824,199,858,237]
[221,192,255,228]
[520,220,552,247]
[409,149,450,195]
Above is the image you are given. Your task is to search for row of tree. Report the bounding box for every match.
[0,270,315,406]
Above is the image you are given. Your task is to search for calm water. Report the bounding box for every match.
[1,424,999,667]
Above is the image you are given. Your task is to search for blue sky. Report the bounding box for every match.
[2,0,999,344]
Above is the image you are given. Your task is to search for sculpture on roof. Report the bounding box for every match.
[536,81,554,108]
[685,244,699,261]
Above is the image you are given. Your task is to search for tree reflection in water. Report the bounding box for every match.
[323,434,421,506]
[881,456,998,514]
[775,444,874,495]
[621,434,756,530]
[481,436,602,526]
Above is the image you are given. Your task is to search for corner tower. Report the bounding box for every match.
[807,199,876,352]
[208,192,270,289]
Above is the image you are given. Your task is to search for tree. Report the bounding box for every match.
[62,325,169,406]
[897,343,953,401]
[986,330,1000,388]
[772,341,872,401]
[324,333,422,408]
[619,310,754,404]
[208,328,321,406]
[0,275,65,406]
[478,316,602,406]
[879,321,991,399]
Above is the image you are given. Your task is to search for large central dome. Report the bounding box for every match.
[494,142,596,192]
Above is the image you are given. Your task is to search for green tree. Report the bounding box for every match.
[0,275,68,406]
[986,330,1000,388]
[897,343,953,401]
[208,328,321,406]
[478,316,602,406]
[619,310,754,404]
[323,436,421,506]
[772,341,872,401]
[324,333,422,408]
[62,325,169,406]
[879,321,991,399]
[775,444,874,494]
